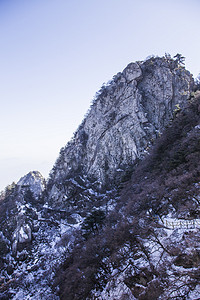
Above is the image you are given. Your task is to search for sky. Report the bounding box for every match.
[0,0,200,190]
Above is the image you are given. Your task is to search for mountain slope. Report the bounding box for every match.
[56,91,200,300]
[47,56,193,209]
[0,55,198,299]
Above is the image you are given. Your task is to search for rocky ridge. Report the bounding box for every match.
[47,56,193,209]
[56,90,200,299]
[17,171,45,199]
[0,55,198,299]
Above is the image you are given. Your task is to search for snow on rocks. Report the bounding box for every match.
[17,171,45,199]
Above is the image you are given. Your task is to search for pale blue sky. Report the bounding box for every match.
[0,0,200,190]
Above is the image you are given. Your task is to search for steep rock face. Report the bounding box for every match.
[56,93,200,300]
[0,171,45,257]
[0,171,70,299]
[17,171,45,199]
[47,56,193,208]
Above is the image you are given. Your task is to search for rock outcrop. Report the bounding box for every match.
[17,171,45,199]
[47,56,193,208]
[55,91,200,300]
[0,171,45,256]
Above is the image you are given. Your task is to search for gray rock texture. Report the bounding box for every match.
[17,171,45,199]
[12,222,32,255]
[0,171,45,256]
[47,56,194,208]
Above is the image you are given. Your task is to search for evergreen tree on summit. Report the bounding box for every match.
[174,53,185,65]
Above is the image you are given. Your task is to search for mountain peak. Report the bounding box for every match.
[17,170,45,198]
[47,55,194,208]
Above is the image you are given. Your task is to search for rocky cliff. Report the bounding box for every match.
[0,55,198,299]
[47,56,193,209]
[56,91,200,300]
[17,171,45,199]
